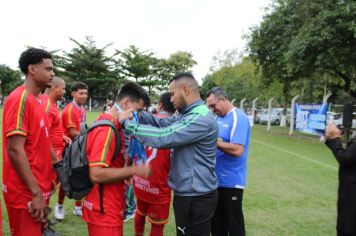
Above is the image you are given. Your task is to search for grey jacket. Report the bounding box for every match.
[125,99,218,196]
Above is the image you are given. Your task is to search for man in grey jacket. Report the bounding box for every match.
[123,73,218,236]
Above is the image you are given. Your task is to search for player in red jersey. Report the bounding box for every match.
[56,81,88,218]
[83,82,151,236]
[2,48,55,235]
[133,92,175,236]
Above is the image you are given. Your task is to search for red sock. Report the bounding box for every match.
[134,211,146,236]
[58,187,65,205]
[150,224,164,236]
[75,200,82,207]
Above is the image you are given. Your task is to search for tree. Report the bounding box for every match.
[156,51,197,90]
[284,0,356,98]
[0,64,22,98]
[57,36,122,99]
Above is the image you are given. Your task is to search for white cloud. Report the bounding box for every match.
[0,0,270,84]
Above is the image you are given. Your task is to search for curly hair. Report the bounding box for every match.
[18,48,52,74]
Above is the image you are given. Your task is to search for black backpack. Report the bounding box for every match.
[54,119,121,213]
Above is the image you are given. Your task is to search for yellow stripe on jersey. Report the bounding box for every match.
[100,128,114,163]
[16,90,28,130]
[45,98,51,114]
[6,130,27,137]
[68,104,74,127]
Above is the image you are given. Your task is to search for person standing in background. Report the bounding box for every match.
[325,123,356,236]
[133,92,176,236]
[56,82,88,218]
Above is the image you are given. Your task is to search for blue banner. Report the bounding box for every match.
[295,103,328,135]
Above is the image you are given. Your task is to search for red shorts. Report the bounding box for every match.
[6,206,42,236]
[87,223,122,236]
[136,198,170,225]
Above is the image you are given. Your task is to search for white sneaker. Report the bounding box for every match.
[72,206,82,216]
[54,204,65,220]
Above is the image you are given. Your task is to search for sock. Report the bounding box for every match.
[150,223,164,236]
[75,200,82,208]
[134,211,146,236]
[58,187,65,205]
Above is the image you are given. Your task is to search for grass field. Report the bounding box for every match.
[0,111,338,235]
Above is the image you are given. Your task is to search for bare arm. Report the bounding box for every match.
[217,140,244,157]
[7,135,47,222]
[89,165,151,184]
[68,127,79,140]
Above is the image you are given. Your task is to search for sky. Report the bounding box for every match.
[0,0,270,84]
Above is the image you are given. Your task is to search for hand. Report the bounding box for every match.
[325,123,341,139]
[135,165,152,179]
[118,109,133,124]
[63,135,72,144]
[29,191,48,223]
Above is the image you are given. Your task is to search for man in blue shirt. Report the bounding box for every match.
[206,87,251,236]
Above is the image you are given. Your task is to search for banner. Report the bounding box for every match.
[295,103,328,135]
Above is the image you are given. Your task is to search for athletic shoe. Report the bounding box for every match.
[43,226,61,236]
[54,204,65,220]
[72,206,82,216]
[123,212,135,222]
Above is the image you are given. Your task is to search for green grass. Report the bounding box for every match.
[0,112,338,235]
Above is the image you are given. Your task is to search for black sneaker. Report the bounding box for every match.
[43,226,61,236]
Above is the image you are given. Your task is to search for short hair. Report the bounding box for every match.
[169,72,196,84]
[116,82,149,104]
[19,48,52,74]
[206,87,229,100]
[159,92,175,114]
[71,81,88,92]
[169,72,199,93]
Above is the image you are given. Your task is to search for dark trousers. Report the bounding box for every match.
[173,190,218,236]
[211,187,245,236]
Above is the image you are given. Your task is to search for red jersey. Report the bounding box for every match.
[2,85,52,209]
[133,113,171,204]
[61,101,86,137]
[40,94,64,160]
[82,113,126,227]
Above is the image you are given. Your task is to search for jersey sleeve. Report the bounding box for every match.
[61,104,78,130]
[4,90,30,137]
[87,126,117,168]
[231,112,249,146]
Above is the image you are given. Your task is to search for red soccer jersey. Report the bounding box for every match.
[61,101,86,137]
[133,113,171,204]
[40,94,64,160]
[82,113,126,227]
[2,85,52,209]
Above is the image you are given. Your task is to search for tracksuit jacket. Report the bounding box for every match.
[125,99,218,196]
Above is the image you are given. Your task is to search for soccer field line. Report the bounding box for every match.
[252,138,337,171]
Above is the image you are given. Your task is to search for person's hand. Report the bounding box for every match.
[325,122,341,140]
[63,135,72,144]
[29,191,48,223]
[118,109,133,124]
[135,165,152,179]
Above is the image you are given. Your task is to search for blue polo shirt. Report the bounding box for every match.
[216,108,250,189]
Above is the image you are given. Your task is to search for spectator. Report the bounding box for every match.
[325,123,356,236]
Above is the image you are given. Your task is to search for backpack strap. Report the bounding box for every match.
[87,119,121,161]
[87,119,122,214]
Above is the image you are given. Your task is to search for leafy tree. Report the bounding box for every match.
[57,36,122,99]
[157,51,197,87]
[285,0,356,98]
[0,64,22,98]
